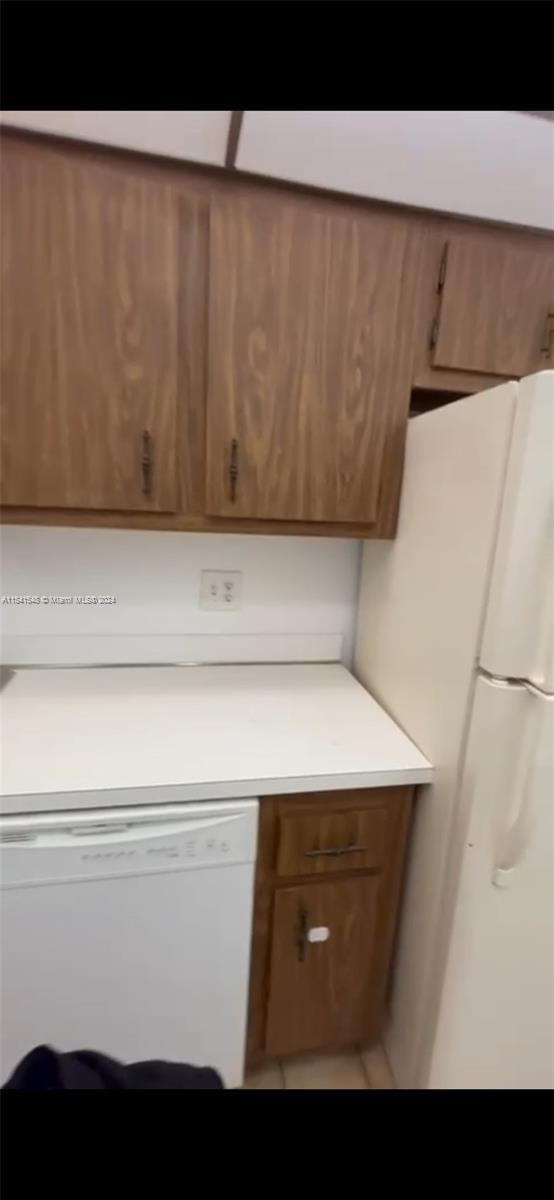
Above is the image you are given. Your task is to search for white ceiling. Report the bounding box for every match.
[237,110,554,231]
[0,110,232,166]
[2,110,553,230]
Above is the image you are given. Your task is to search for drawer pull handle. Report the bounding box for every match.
[304,844,367,859]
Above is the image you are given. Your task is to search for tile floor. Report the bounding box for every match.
[243,1043,395,1090]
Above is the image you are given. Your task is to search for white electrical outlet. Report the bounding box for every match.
[199,570,242,611]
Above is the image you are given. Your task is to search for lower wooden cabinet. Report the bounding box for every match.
[246,787,414,1066]
[265,876,380,1057]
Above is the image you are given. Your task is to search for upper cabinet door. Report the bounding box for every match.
[206,194,409,523]
[432,232,554,377]
[1,139,179,511]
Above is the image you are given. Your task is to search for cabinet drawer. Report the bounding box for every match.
[276,806,388,878]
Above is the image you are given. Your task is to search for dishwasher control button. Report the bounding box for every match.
[220,841,230,853]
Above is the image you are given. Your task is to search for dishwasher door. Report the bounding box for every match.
[0,799,258,1088]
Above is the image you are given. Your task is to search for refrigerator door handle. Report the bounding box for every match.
[492,685,541,889]
[532,503,554,688]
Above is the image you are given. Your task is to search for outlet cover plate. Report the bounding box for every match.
[199,570,242,611]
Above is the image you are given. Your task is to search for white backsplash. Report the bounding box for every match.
[0,527,361,667]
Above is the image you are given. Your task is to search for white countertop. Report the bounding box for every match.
[0,663,432,814]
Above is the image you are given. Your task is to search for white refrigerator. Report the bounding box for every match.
[355,371,553,1090]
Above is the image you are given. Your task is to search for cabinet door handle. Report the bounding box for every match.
[295,903,308,962]
[304,844,367,859]
[540,312,554,357]
[141,430,153,495]
[229,439,239,502]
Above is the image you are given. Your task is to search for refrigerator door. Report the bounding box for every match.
[355,381,518,1088]
[480,371,554,692]
[427,675,554,1089]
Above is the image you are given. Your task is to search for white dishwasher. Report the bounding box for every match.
[0,798,258,1088]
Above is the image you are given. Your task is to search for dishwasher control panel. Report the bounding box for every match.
[81,836,231,862]
[0,799,259,888]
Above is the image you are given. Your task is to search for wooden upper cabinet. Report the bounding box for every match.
[4,134,551,537]
[432,230,554,378]
[1,138,180,511]
[205,193,410,524]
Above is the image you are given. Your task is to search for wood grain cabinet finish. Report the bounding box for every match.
[1,137,180,512]
[206,194,413,524]
[431,230,554,379]
[247,787,413,1065]
[265,876,380,1057]
[276,805,389,878]
[2,131,553,536]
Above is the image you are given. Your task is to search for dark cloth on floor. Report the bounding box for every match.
[2,1044,224,1090]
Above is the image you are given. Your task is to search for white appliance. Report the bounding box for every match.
[355,371,553,1090]
[0,798,258,1088]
